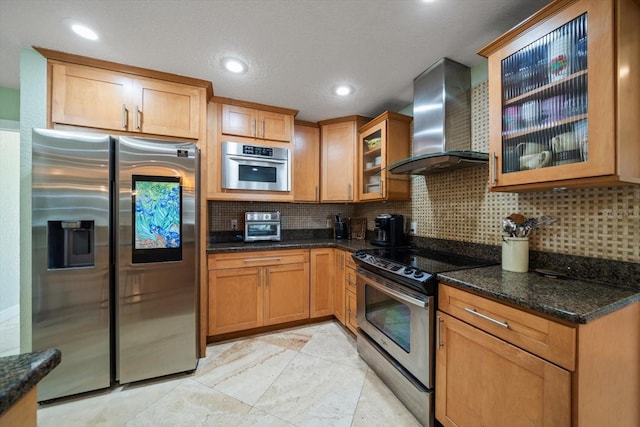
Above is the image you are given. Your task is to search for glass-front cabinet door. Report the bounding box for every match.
[357,111,411,202]
[359,121,386,201]
[480,0,638,191]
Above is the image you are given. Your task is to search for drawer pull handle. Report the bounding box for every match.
[243,257,282,263]
[464,307,509,329]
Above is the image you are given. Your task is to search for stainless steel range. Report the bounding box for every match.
[353,247,495,426]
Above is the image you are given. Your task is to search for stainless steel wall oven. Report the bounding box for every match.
[221,141,290,192]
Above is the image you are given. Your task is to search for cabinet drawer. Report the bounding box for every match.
[345,253,357,269]
[208,249,309,270]
[345,268,357,291]
[439,284,576,371]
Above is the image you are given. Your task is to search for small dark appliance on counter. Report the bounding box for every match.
[334,214,349,239]
[372,214,404,247]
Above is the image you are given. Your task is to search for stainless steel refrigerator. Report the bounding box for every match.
[32,128,199,401]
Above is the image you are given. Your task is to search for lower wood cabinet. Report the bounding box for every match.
[344,253,358,334]
[333,249,347,324]
[436,310,571,427]
[208,249,309,336]
[345,287,357,335]
[207,247,360,339]
[309,248,334,317]
[437,283,640,427]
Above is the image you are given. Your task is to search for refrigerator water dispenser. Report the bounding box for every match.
[47,220,95,268]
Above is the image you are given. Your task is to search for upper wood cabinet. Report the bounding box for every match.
[221,103,294,142]
[478,0,640,191]
[293,121,320,202]
[319,116,371,203]
[47,59,208,140]
[357,111,411,202]
[207,99,297,202]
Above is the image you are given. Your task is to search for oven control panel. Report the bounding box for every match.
[353,251,433,284]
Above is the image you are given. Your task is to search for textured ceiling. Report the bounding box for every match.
[0,0,550,122]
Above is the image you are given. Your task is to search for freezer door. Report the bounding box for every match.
[116,136,198,384]
[31,128,112,401]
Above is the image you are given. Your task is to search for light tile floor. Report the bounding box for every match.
[0,314,20,357]
[37,321,421,426]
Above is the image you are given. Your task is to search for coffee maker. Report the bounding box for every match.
[372,214,405,247]
[334,215,349,240]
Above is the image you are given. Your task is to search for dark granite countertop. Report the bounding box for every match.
[438,265,640,324]
[0,349,61,415]
[207,236,640,325]
[207,238,377,253]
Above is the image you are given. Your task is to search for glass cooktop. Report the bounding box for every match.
[365,246,495,274]
[353,246,496,294]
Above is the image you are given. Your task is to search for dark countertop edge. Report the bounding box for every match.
[0,349,61,415]
[437,270,640,324]
[206,239,376,253]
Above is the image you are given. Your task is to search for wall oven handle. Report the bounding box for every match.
[227,155,286,165]
[464,307,509,328]
[361,274,427,308]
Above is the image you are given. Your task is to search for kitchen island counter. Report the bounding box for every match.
[438,265,640,324]
[0,348,61,419]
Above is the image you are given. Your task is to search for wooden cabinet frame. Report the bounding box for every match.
[479,0,640,191]
[319,116,371,202]
[357,111,411,202]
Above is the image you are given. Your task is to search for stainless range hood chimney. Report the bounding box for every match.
[389,58,488,175]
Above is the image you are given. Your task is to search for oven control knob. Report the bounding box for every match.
[413,270,424,278]
[403,267,413,274]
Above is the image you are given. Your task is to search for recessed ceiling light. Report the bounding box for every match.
[71,24,98,41]
[334,85,354,96]
[221,57,248,74]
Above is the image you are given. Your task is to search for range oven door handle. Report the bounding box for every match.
[359,274,427,308]
[227,155,286,165]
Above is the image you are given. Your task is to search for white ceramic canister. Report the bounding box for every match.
[502,237,529,272]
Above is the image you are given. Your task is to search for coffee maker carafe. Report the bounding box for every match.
[372,214,404,247]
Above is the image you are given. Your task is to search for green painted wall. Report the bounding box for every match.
[0,87,20,121]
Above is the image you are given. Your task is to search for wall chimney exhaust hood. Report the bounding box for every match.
[388,58,488,175]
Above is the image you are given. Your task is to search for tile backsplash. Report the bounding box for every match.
[208,80,640,264]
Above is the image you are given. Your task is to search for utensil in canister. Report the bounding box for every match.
[502,217,517,236]
[508,213,526,226]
